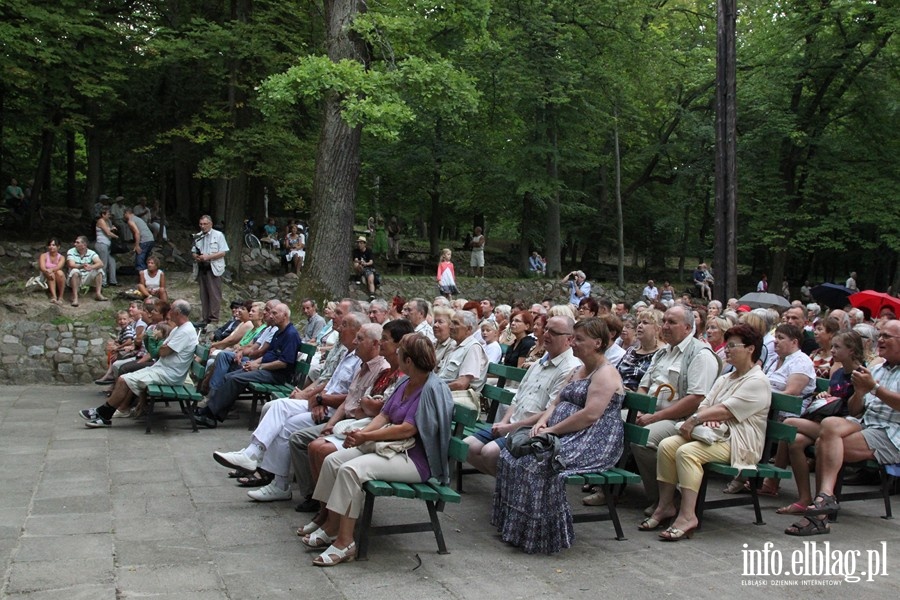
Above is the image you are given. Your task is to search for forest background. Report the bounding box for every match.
[1,0,897,299]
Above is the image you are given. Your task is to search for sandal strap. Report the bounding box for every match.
[314,542,356,565]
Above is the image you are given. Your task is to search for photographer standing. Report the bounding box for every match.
[193,215,229,325]
[561,270,591,308]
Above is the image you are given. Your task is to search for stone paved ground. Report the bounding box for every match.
[1,385,899,599]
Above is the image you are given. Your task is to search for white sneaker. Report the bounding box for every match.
[112,409,133,419]
[213,450,258,473]
[248,482,292,502]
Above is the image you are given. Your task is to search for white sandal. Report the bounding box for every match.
[301,527,336,550]
[312,542,356,567]
[296,521,321,536]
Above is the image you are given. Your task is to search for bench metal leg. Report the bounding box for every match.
[356,492,376,561]
[748,475,764,525]
[144,399,155,434]
[426,500,449,554]
[880,469,894,519]
[604,485,626,541]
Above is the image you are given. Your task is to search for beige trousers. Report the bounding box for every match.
[313,447,421,519]
[657,435,731,493]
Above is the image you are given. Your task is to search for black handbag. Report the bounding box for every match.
[506,427,567,470]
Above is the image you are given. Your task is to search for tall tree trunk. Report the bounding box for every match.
[66,131,77,208]
[224,174,246,281]
[83,129,102,217]
[613,109,624,288]
[298,0,369,302]
[713,0,738,302]
[544,108,561,277]
[428,122,443,258]
[29,125,55,228]
[173,139,192,222]
[518,192,533,274]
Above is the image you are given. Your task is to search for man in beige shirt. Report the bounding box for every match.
[632,305,720,512]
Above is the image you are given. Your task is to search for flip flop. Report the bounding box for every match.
[776,502,808,515]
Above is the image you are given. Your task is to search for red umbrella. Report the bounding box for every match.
[848,290,900,318]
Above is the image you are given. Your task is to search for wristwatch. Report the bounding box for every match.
[872,383,881,397]
[315,394,324,406]
[690,413,702,424]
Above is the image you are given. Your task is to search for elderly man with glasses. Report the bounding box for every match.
[464,316,581,475]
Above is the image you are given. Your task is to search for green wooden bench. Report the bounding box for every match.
[355,404,478,560]
[144,344,209,434]
[247,342,317,429]
[565,390,656,541]
[816,377,830,394]
[483,362,527,422]
[695,392,801,526]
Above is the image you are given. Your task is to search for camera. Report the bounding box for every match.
[191,231,207,256]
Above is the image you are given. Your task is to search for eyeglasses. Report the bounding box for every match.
[545,329,573,337]
[877,333,900,341]
[724,343,746,350]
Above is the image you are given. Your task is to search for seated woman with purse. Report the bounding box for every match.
[491,317,625,554]
[298,333,453,566]
[642,324,771,541]
[774,331,863,515]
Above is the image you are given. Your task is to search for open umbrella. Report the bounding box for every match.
[848,290,900,318]
[810,283,854,310]
[738,292,792,310]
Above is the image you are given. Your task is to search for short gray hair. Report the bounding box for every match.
[342,312,370,330]
[360,323,382,342]
[806,303,821,316]
[455,310,478,331]
[410,298,430,317]
[172,299,191,317]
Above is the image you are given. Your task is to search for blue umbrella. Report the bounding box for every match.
[810,283,854,310]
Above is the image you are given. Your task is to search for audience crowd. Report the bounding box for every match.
[73,269,900,563]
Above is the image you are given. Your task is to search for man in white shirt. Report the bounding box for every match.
[80,299,198,428]
[403,298,435,343]
[193,215,229,325]
[642,280,659,303]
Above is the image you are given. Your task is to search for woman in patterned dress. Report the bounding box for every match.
[491,317,625,554]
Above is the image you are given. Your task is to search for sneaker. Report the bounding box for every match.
[112,409,133,419]
[213,450,258,473]
[248,482,292,502]
[79,408,99,421]
[94,378,115,385]
[84,416,111,428]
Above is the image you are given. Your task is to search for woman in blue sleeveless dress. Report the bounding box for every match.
[491,317,625,554]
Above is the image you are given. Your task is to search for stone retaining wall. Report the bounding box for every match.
[1,321,109,385]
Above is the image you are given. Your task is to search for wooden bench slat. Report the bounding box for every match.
[389,482,416,499]
[429,482,461,504]
[365,480,395,496]
[411,482,439,501]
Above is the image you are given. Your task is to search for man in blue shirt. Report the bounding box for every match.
[195,302,300,428]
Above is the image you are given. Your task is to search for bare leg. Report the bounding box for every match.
[815,417,873,496]
[69,273,81,305]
